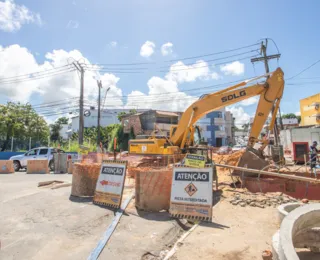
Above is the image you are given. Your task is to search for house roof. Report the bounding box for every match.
[155,110,179,117]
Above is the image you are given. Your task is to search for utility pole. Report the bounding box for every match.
[251,39,281,145]
[97,80,102,147]
[73,62,85,145]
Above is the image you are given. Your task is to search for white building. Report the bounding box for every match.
[59,124,70,140]
[70,108,146,132]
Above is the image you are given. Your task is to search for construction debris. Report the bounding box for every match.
[38,180,64,187]
[38,180,71,189]
[228,191,298,208]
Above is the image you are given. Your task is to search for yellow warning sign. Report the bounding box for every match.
[184,153,205,168]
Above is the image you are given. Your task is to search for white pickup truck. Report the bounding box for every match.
[9,147,75,172]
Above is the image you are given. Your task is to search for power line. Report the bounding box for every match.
[0,68,76,84]
[165,43,260,62]
[160,54,259,72]
[286,59,320,80]
[0,64,71,82]
[30,97,79,108]
[83,54,259,75]
[160,49,260,69]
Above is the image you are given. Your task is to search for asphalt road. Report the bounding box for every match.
[0,172,182,260]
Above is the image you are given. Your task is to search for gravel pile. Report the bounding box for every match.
[229,192,298,208]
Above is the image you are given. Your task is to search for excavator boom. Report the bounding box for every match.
[129,68,284,156]
[170,67,284,150]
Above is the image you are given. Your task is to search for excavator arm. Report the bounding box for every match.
[170,67,284,150]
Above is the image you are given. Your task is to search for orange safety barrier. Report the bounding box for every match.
[27,160,49,174]
[135,167,172,212]
[0,160,15,174]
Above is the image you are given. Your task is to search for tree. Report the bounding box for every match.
[56,117,68,124]
[297,115,301,123]
[281,113,301,123]
[50,117,69,142]
[0,102,49,151]
[117,109,137,122]
[282,113,297,119]
[117,112,127,122]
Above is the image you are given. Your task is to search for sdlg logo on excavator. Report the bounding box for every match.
[221,90,246,103]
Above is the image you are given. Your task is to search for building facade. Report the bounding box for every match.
[122,110,181,136]
[70,108,146,132]
[300,93,320,126]
[197,108,234,147]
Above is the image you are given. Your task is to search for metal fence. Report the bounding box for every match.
[0,137,49,152]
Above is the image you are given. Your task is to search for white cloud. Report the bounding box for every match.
[226,106,251,127]
[0,0,42,32]
[211,72,220,80]
[109,41,117,47]
[295,111,301,116]
[239,96,259,106]
[126,77,197,111]
[166,60,219,83]
[140,41,155,58]
[220,61,244,76]
[0,44,124,112]
[66,20,79,29]
[161,42,173,56]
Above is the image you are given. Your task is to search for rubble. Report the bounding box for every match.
[228,191,298,208]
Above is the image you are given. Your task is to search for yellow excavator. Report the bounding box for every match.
[129,68,284,164]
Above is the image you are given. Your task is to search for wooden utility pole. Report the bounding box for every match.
[251,39,281,145]
[97,80,102,146]
[73,62,85,145]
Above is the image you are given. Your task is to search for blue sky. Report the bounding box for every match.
[0,0,319,124]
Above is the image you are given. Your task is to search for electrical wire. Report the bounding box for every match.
[0,68,76,84]
[0,64,71,82]
[165,43,260,62]
[160,49,260,69]
[31,97,80,108]
[286,59,320,80]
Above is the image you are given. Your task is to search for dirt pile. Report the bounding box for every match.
[212,150,245,183]
[212,150,245,168]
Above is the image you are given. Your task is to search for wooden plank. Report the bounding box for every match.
[163,223,199,260]
[87,193,134,260]
[215,163,320,183]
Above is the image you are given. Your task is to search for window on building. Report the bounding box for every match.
[217,112,222,118]
[218,125,225,131]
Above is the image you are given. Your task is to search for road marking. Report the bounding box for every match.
[1,235,28,250]
[1,190,41,203]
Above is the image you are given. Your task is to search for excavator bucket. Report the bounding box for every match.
[213,149,269,177]
[234,150,269,176]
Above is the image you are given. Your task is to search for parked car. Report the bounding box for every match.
[9,147,72,172]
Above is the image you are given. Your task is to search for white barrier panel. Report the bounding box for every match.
[93,160,127,208]
[170,165,213,221]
